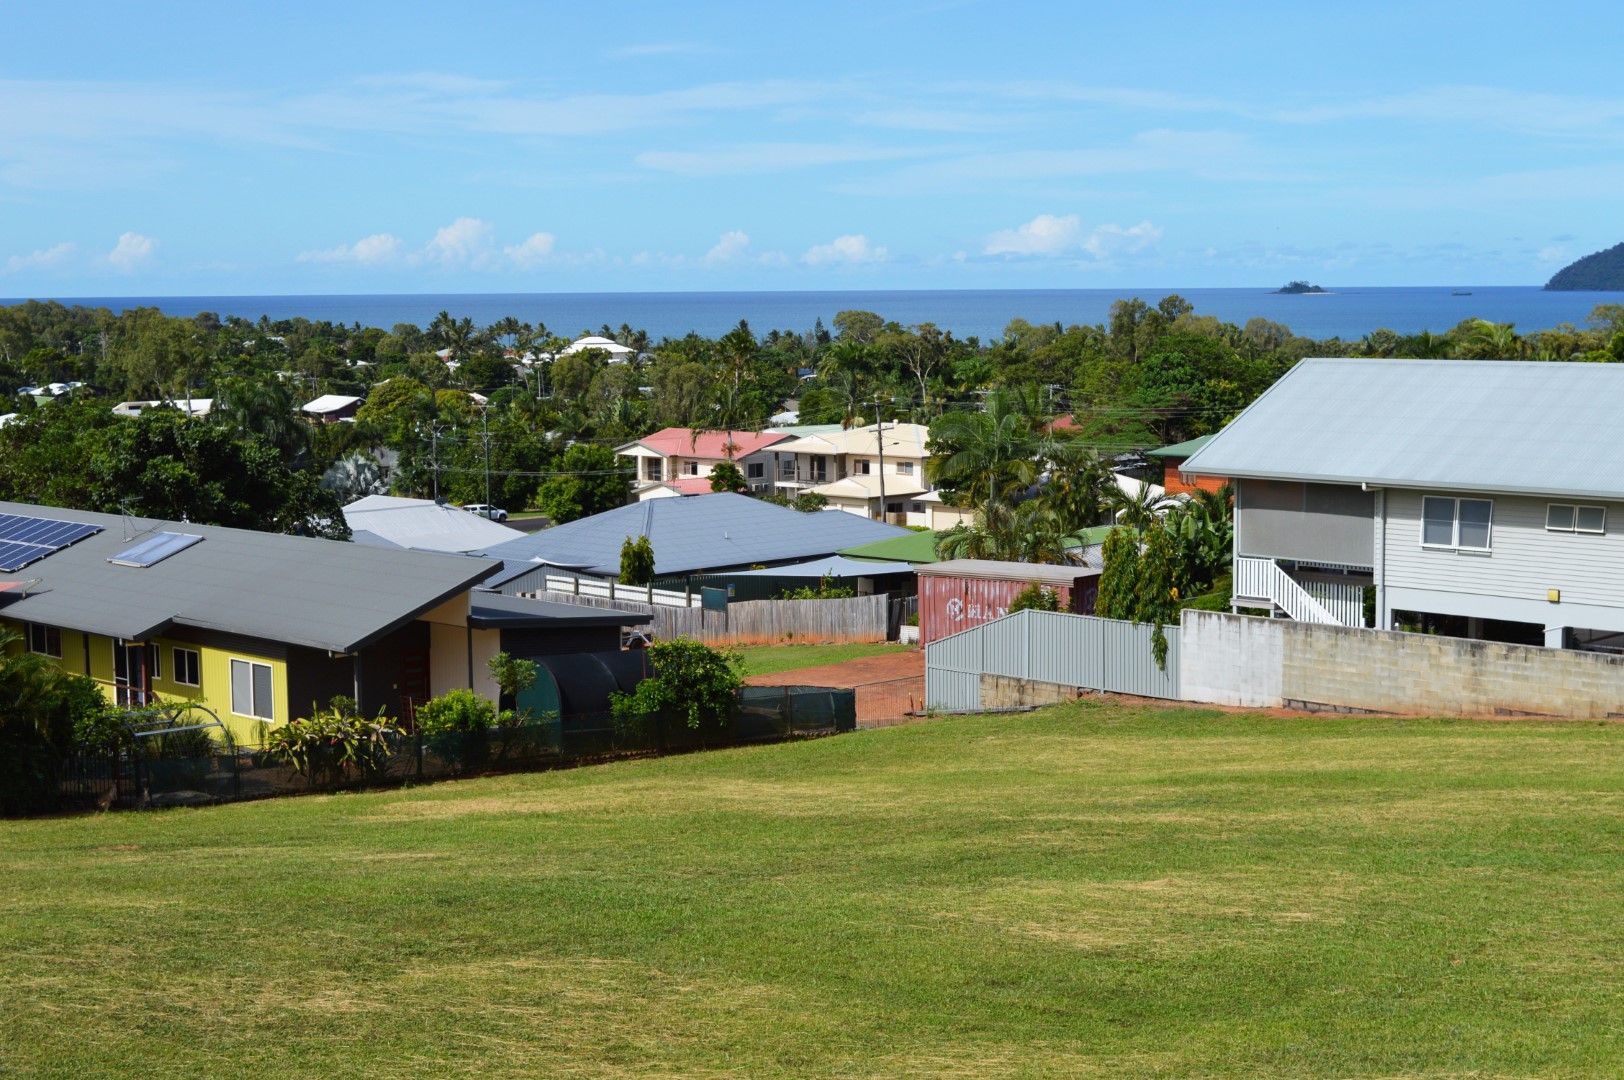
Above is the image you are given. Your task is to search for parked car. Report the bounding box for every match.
[461,503,509,522]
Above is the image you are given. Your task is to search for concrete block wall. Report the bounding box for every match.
[1181,609,1624,719]
[979,674,1083,709]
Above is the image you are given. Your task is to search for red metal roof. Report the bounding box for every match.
[633,428,790,459]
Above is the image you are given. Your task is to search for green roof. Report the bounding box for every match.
[840,529,945,564]
[1070,525,1115,548]
[1146,433,1216,459]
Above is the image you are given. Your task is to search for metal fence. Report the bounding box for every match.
[924,608,1181,711]
[39,687,856,815]
[523,589,890,646]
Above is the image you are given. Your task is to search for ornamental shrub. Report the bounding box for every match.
[1007,581,1061,613]
[265,704,401,786]
[610,638,742,742]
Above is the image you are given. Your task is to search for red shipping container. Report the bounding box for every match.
[916,560,1101,644]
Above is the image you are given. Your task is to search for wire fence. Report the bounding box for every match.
[40,687,856,815]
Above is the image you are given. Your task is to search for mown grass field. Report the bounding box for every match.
[2,701,1621,1078]
[735,641,909,677]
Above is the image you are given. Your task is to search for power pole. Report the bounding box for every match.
[430,422,441,502]
[873,395,887,523]
[480,407,492,508]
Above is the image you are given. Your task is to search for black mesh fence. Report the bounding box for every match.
[45,686,856,814]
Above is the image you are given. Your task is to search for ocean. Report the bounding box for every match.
[7,286,1619,343]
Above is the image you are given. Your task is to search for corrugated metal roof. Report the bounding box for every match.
[724,555,916,578]
[0,501,496,651]
[839,530,944,564]
[479,492,910,577]
[917,559,1099,586]
[1146,433,1216,459]
[467,592,650,629]
[343,496,524,554]
[1182,358,1624,499]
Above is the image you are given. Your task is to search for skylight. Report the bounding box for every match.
[107,532,203,568]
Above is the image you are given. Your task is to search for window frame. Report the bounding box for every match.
[25,622,62,658]
[1547,502,1606,535]
[856,459,872,475]
[148,643,162,681]
[896,461,915,476]
[228,658,274,720]
[1419,496,1494,552]
[746,461,765,479]
[173,646,201,688]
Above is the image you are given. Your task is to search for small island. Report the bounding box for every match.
[1544,242,1624,291]
[1275,280,1329,294]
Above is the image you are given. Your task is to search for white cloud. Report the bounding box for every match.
[297,232,404,264]
[802,234,887,266]
[503,231,556,267]
[1082,220,1162,258]
[705,229,750,264]
[3,241,75,273]
[425,216,495,266]
[107,232,154,271]
[984,214,1080,256]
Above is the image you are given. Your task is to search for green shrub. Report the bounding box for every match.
[1008,581,1061,613]
[610,639,742,743]
[265,705,401,785]
[414,689,497,735]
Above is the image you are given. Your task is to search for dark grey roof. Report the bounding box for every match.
[0,501,497,652]
[467,591,650,629]
[1182,358,1624,500]
[479,492,910,577]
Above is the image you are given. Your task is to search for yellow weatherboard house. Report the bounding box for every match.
[0,501,505,746]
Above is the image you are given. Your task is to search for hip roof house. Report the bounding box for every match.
[1182,358,1624,650]
[482,491,910,586]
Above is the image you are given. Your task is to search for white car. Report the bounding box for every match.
[461,503,509,522]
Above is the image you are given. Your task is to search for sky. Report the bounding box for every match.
[2,0,1621,295]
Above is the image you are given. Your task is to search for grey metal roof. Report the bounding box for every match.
[0,501,497,652]
[480,492,911,577]
[467,591,650,629]
[723,555,916,578]
[1181,358,1624,500]
[343,495,525,554]
[917,559,1099,586]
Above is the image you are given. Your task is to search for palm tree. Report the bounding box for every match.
[212,377,309,461]
[321,454,388,503]
[1108,477,1174,532]
[1458,319,1520,359]
[927,390,1041,512]
[935,499,1077,564]
[1041,437,1113,533]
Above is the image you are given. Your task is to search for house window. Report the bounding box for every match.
[646,460,663,481]
[779,459,796,479]
[173,647,201,687]
[229,658,274,720]
[683,460,699,477]
[25,623,61,658]
[1421,496,1493,551]
[856,459,872,475]
[148,643,162,681]
[1547,503,1606,534]
[747,462,764,479]
[897,462,915,476]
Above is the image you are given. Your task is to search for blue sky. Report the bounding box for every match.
[2,0,1621,294]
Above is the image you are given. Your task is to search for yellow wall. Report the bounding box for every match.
[1,617,287,746]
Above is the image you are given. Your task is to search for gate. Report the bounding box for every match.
[924,609,1181,711]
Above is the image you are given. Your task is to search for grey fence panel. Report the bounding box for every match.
[1098,618,1181,699]
[924,609,1182,711]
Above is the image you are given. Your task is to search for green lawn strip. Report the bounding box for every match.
[735,641,910,677]
[1,703,1620,1077]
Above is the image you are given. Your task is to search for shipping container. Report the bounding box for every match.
[916,559,1101,644]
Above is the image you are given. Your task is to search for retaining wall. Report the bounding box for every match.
[1181,610,1624,719]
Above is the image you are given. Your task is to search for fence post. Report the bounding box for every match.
[415,730,424,780]
[1024,610,1033,682]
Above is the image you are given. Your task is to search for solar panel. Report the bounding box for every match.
[0,513,104,572]
[107,531,203,568]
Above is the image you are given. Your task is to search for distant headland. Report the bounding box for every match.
[1274,280,1328,294]
[1545,242,1624,291]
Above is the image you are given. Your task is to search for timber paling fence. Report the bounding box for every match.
[925,608,1181,712]
[525,589,889,646]
[29,687,856,816]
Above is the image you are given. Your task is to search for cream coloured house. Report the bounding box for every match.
[768,422,936,525]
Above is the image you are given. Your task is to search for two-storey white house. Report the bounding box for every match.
[768,422,935,525]
[1183,358,1624,650]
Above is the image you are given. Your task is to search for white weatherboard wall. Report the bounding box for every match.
[1383,489,1624,633]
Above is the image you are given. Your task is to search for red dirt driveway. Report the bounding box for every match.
[746,650,925,727]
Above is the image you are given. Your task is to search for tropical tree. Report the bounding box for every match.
[926,391,1042,510]
[709,461,748,493]
[1107,478,1175,531]
[535,442,629,523]
[321,454,388,504]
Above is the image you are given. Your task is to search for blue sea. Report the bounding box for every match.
[7,286,1619,342]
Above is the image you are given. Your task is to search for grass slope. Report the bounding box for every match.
[736,641,908,677]
[2,702,1621,1078]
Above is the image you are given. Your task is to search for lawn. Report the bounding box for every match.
[736,641,909,677]
[2,702,1621,1078]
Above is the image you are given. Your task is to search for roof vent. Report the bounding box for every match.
[108,531,203,568]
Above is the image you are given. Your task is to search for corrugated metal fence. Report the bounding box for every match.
[924,609,1181,711]
[523,589,889,646]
